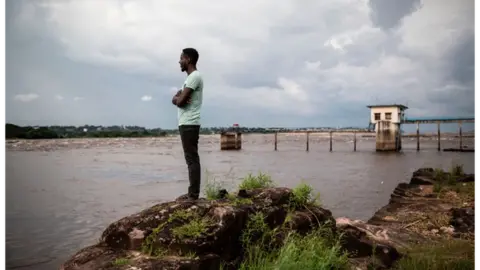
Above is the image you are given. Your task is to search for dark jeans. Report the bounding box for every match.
[179,125,201,199]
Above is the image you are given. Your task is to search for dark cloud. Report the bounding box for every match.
[424,24,475,117]
[369,0,421,30]
[5,0,475,129]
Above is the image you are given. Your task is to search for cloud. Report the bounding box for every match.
[13,93,39,102]
[141,95,152,102]
[55,95,64,101]
[73,97,85,101]
[369,0,421,30]
[5,0,474,128]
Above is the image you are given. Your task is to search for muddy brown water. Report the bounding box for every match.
[6,134,475,269]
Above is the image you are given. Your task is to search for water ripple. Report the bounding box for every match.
[6,134,474,269]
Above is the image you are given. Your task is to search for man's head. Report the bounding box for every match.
[179,48,199,72]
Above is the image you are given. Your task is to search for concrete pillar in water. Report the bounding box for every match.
[220,132,242,150]
[375,120,401,152]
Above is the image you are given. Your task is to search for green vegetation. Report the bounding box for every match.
[238,173,275,190]
[238,212,348,270]
[432,165,465,192]
[450,164,465,178]
[394,239,474,270]
[433,165,462,191]
[6,123,371,140]
[141,170,474,269]
[237,208,347,270]
[271,230,348,270]
[204,171,275,201]
[142,209,211,256]
[167,209,213,240]
[142,222,167,256]
[203,173,344,269]
[172,218,212,239]
[112,258,130,266]
[168,209,196,223]
[431,164,474,204]
[240,213,274,247]
[289,182,321,209]
[204,172,225,200]
[6,123,167,139]
[230,196,254,206]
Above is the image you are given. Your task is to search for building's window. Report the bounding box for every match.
[385,112,392,120]
[374,113,381,120]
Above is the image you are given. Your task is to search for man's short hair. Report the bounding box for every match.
[182,48,199,65]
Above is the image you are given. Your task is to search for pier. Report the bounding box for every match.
[219,105,474,153]
[402,117,475,152]
[273,130,360,152]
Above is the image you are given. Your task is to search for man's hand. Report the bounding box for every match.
[172,90,182,105]
[172,89,192,106]
[175,87,193,108]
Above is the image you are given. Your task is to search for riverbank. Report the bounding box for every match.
[61,165,474,269]
[6,134,474,152]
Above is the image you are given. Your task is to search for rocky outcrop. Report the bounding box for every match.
[61,187,335,270]
[62,168,474,270]
[336,167,474,269]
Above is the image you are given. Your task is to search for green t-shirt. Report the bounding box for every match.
[178,70,203,126]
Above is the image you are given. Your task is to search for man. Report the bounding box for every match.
[172,48,203,200]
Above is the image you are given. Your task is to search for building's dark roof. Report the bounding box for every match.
[367,104,408,110]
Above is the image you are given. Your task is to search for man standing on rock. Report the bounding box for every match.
[171,48,204,200]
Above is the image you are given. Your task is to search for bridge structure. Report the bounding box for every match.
[401,116,475,151]
[367,104,475,152]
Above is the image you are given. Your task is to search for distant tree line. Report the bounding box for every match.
[6,124,168,139]
[6,123,370,139]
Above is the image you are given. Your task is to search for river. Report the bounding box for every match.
[6,134,474,269]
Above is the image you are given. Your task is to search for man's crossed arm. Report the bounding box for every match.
[172,88,192,108]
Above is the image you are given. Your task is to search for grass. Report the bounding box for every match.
[432,164,470,194]
[204,171,274,201]
[172,218,212,239]
[394,239,474,270]
[437,182,474,204]
[204,171,225,200]
[449,164,465,178]
[401,211,451,234]
[141,222,167,256]
[238,173,275,190]
[168,209,213,240]
[112,258,130,266]
[289,182,321,209]
[239,229,349,270]
[141,209,209,256]
[237,210,348,270]
[430,164,474,206]
[168,209,196,223]
[240,212,273,247]
[136,168,476,269]
[204,172,319,210]
[230,196,254,206]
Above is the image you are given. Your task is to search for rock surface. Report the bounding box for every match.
[61,187,335,270]
[337,167,474,269]
[62,168,474,270]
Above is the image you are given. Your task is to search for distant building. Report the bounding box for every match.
[367,104,408,124]
[367,104,408,152]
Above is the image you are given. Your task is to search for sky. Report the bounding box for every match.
[5,0,475,129]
